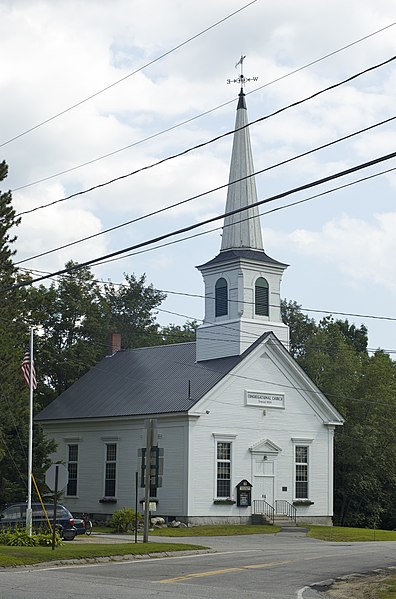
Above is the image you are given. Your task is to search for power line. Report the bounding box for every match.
[80,352,395,411]
[12,261,396,331]
[11,20,396,193]
[15,54,396,218]
[0,1,257,149]
[6,149,396,292]
[89,163,396,268]
[15,114,396,265]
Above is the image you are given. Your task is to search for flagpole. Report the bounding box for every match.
[26,327,34,536]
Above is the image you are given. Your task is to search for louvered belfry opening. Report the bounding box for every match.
[255,277,269,316]
[215,278,228,317]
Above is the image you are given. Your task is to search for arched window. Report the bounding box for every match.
[255,277,269,316]
[215,278,228,317]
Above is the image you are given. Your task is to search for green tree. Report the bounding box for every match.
[31,264,106,403]
[28,267,166,407]
[102,273,165,349]
[0,161,54,508]
[288,307,396,528]
[281,299,316,358]
[159,320,198,344]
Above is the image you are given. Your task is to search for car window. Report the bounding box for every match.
[2,506,22,520]
[56,507,69,518]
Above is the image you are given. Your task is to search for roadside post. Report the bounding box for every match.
[143,419,156,543]
[45,463,68,550]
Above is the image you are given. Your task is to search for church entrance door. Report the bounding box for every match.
[253,455,275,506]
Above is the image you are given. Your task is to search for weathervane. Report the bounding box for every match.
[226,55,258,87]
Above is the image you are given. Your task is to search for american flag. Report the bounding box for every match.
[21,348,37,390]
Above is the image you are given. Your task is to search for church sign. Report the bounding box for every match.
[245,390,285,409]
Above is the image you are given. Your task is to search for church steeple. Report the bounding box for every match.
[196,59,289,362]
[220,87,263,252]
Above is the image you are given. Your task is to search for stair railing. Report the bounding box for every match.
[252,499,275,524]
[274,500,297,524]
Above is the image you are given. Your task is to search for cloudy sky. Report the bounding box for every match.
[1,0,396,352]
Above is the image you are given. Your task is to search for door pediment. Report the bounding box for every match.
[249,438,282,455]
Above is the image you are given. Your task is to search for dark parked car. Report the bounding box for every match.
[0,503,77,540]
[73,516,86,535]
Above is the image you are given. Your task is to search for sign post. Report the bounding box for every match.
[143,419,156,543]
[45,464,68,550]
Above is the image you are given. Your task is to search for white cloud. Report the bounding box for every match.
[1,0,396,349]
[266,212,396,293]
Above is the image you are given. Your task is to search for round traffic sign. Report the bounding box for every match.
[45,463,68,491]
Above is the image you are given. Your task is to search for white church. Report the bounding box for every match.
[37,73,344,526]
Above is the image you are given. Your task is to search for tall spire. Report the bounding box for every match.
[195,57,289,362]
[221,86,263,251]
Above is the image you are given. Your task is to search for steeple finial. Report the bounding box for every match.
[226,55,258,89]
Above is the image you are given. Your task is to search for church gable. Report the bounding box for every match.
[192,331,343,427]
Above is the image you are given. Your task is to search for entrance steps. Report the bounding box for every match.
[251,514,297,526]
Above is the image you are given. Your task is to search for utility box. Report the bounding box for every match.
[236,479,252,507]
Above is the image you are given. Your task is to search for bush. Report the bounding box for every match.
[6,529,37,546]
[110,508,142,533]
[0,527,62,546]
[0,529,11,545]
[36,531,62,546]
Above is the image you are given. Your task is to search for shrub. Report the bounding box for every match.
[6,529,37,546]
[36,531,62,546]
[0,529,11,545]
[0,527,62,546]
[110,508,142,533]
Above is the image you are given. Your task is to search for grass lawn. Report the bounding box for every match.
[149,524,280,536]
[380,574,396,598]
[306,525,396,542]
[0,541,207,568]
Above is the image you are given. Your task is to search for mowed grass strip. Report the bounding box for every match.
[0,541,207,568]
[307,525,396,542]
[380,574,396,598]
[150,524,280,536]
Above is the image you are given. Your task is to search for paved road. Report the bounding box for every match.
[1,531,395,598]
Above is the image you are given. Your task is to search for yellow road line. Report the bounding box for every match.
[160,559,294,583]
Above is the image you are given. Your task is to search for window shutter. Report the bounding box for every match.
[255,278,269,316]
[215,278,228,317]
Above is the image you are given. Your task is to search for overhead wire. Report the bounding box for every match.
[0,0,258,149]
[14,54,396,218]
[6,146,396,292]
[5,17,396,474]
[71,351,396,412]
[13,261,396,332]
[10,20,396,193]
[90,163,396,268]
[15,114,396,265]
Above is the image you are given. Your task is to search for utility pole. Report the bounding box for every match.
[26,327,35,536]
[143,418,156,543]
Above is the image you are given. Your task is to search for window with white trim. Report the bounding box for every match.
[295,445,309,499]
[66,444,78,496]
[104,443,117,497]
[216,441,231,497]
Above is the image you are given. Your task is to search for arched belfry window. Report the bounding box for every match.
[255,277,269,316]
[215,278,228,317]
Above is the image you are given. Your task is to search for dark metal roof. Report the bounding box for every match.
[197,249,288,270]
[35,342,245,422]
[237,88,246,110]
